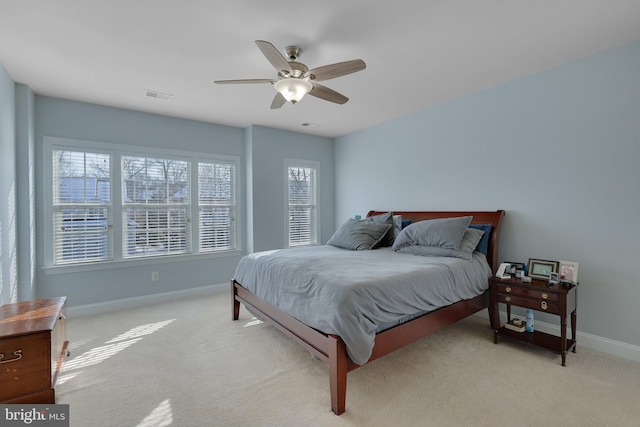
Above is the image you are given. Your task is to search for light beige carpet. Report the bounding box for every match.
[58,288,640,426]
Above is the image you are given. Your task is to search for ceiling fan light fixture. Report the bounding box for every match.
[274,78,312,103]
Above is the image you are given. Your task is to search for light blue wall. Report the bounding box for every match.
[33,96,248,306]
[0,64,18,305]
[335,40,640,347]
[15,84,36,302]
[248,125,334,252]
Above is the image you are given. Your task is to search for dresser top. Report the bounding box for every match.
[0,297,66,338]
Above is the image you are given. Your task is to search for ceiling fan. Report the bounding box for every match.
[214,40,366,109]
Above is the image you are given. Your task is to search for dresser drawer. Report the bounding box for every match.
[0,333,51,401]
[496,284,558,302]
[497,293,560,315]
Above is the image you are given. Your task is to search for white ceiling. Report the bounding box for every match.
[2,1,640,138]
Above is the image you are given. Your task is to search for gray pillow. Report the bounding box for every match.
[392,216,473,251]
[458,227,485,253]
[395,227,484,260]
[327,219,392,250]
[364,211,394,247]
[392,215,402,240]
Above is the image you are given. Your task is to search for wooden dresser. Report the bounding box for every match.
[0,297,69,403]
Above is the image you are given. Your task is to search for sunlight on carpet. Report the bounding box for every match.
[136,399,173,427]
[106,319,175,343]
[61,319,175,372]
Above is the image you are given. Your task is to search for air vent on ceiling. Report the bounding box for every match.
[145,90,173,100]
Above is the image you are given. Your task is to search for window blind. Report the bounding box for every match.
[52,150,112,264]
[198,162,236,252]
[288,166,317,246]
[122,156,190,258]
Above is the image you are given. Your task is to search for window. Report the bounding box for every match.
[122,156,190,258]
[46,137,239,268]
[198,162,237,252]
[286,160,318,247]
[52,149,112,264]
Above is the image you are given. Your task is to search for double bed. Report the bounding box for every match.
[232,210,505,414]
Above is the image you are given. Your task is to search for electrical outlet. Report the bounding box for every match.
[151,272,159,281]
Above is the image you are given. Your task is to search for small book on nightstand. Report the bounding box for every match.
[505,318,526,332]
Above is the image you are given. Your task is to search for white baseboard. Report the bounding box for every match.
[474,310,640,364]
[67,283,228,318]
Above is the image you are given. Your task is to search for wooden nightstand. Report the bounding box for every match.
[490,277,577,366]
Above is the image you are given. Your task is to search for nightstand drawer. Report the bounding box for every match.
[496,284,559,302]
[497,293,559,314]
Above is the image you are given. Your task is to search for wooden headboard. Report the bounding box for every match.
[367,210,505,273]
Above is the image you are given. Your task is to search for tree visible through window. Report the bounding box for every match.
[287,164,318,247]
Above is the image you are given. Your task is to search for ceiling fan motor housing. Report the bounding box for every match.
[284,46,302,61]
[279,61,309,79]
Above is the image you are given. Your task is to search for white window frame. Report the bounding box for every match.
[285,159,320,248]
[43,136,241,272]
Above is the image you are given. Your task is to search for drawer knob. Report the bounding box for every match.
[542,293,548,300]
[505,287,511,293]
[505,296,511,302]
[541,301,548,310]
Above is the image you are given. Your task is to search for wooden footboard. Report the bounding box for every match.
[232,279,350,414]
[231,210,504,415]
[233,279,490,415]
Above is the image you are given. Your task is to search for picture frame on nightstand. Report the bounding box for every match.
[559,260,579,284]
[504,262,526,277]
[527,258,559,280]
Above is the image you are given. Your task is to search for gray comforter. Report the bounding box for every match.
[233,245,492,365]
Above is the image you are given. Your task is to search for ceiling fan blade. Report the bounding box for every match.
[214,79,275,85]
[307,59,366,82]
[270,92,287,109]
[309,83,349,105]
[255,40,293,74]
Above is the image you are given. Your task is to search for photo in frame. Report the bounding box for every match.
[505,262,526,277]
[527,258,559,280]
[559,260,579,284]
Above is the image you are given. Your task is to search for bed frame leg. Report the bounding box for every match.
[231,280,240,321]
[328,335,347,415]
